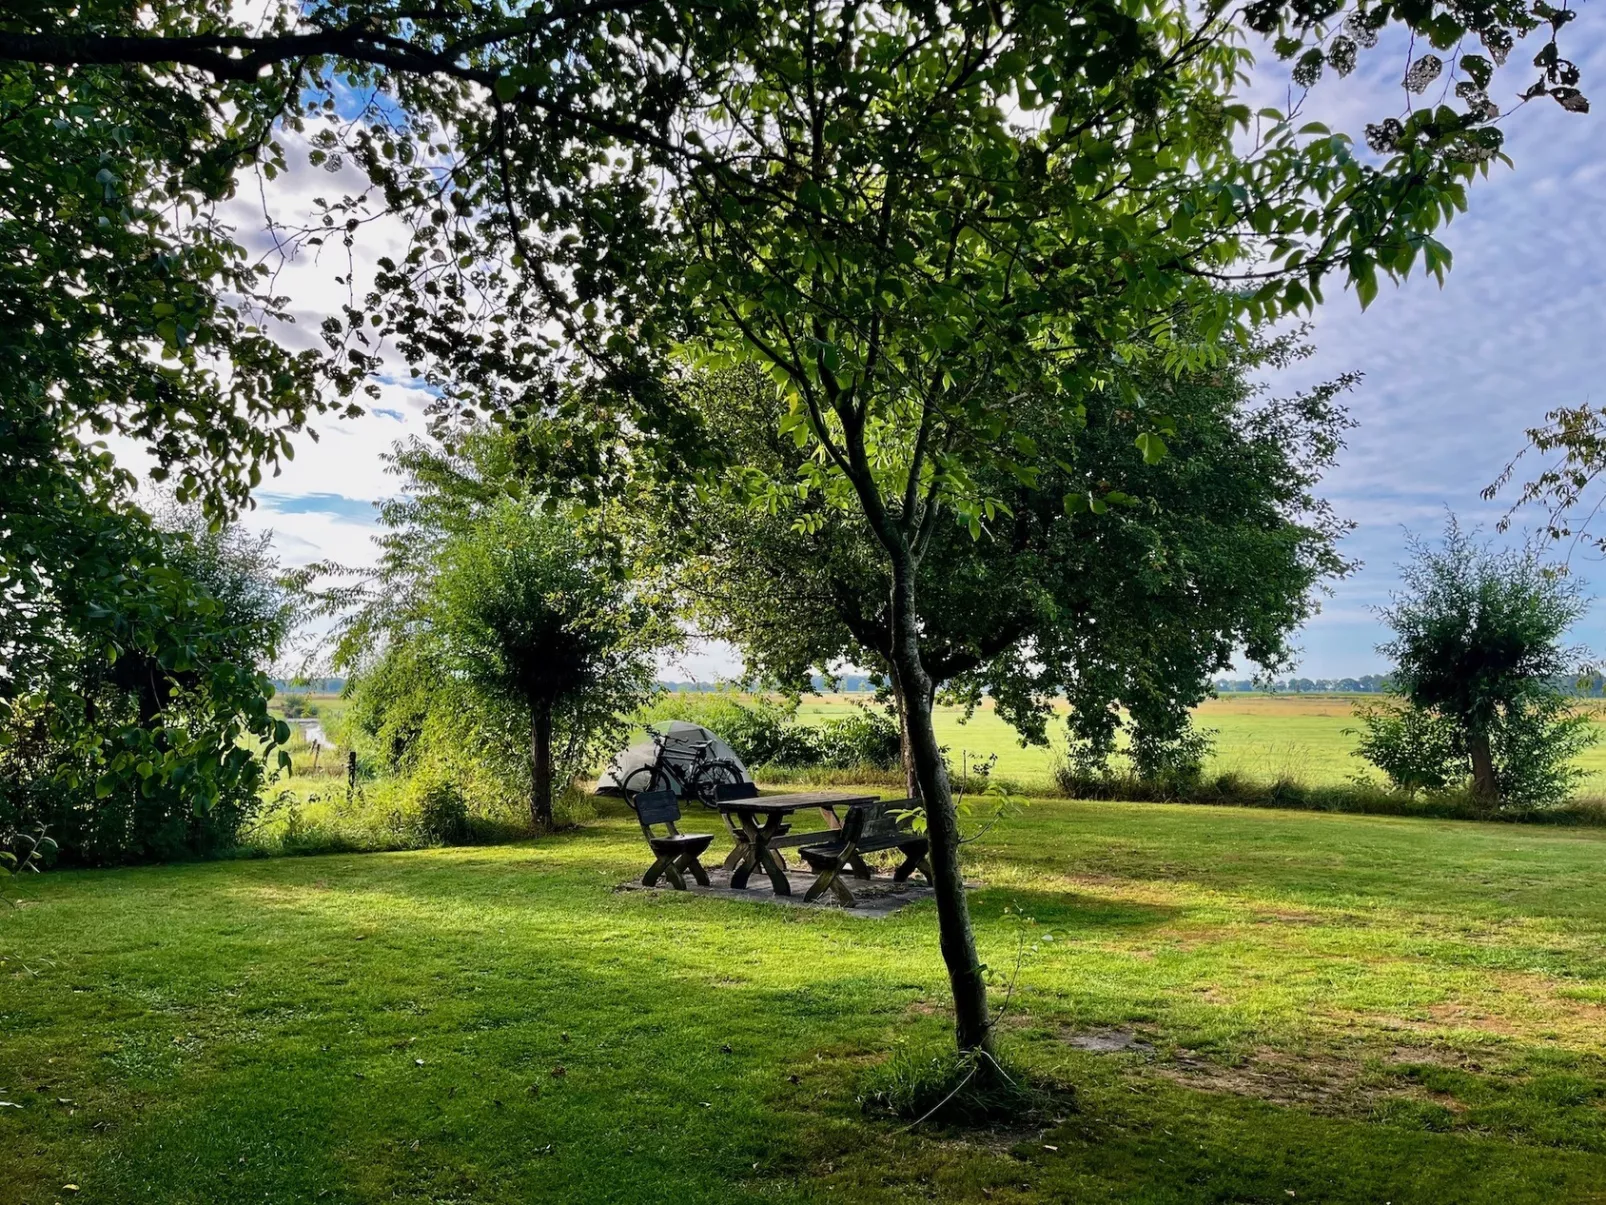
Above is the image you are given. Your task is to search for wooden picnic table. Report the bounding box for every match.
[716,790,879,895]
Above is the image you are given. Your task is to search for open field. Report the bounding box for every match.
[6,799,1606,1203]
[798,693,1606,791]
[275,689,1606,793]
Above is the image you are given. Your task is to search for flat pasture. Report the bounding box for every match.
[798,693,1606,791]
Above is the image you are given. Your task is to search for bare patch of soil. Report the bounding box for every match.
[1145,1042,1498,1122]
[1063,1028,1155,1056]
[1156,1047,1361,1113]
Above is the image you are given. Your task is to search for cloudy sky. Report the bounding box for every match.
[166,18,1606,683]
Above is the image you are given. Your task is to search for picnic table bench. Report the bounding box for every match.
[797,798,933,905]
[630,789,714,890]
[712,788,932,906]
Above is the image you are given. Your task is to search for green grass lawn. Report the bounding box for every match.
[6,799,1606,1203]
[797,693,1606,792]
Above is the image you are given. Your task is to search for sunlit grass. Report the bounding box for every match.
[5,798,1606,1202]
[796,693,1606,793]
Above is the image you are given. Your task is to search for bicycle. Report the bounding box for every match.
[617,724,745,808]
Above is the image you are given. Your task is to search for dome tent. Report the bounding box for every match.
[596,721,753,797]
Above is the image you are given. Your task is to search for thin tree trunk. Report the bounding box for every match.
[888,554,993,1054]
[530,698,554,832]
[888,663,920,801]
[1468,728,1498,804]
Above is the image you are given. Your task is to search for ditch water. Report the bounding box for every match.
[289,718,329,747]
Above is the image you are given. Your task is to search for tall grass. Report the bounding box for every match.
[1051,756,1606,826]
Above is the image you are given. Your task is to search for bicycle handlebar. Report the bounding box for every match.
[645,726,715,755]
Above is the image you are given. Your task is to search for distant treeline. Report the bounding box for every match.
[1214,673,1606,697]
[1213,675,1392,694]
[659,674,877,694]
[272,677,346,693]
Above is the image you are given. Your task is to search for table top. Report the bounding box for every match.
[715,790,879,814]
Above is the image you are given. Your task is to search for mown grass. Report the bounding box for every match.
[5,797,1606,1203]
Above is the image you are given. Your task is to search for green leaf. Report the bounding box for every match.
[1135,432,1168,464]
[1355,268,1379,310]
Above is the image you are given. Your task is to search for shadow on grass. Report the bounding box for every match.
[8,828,1606,1204]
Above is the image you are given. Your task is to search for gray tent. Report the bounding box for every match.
[595,721,753,797]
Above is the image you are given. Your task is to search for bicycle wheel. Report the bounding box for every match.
[687,759,744,808]
[620,764,669,806]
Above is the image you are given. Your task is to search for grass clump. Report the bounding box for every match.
[860,1042,1059,1128]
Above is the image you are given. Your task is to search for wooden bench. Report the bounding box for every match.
[797,799,933,906]
[632,790,714,890]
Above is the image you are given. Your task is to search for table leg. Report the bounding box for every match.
[759,848,790,894]
[721,813,750,871]
[729,814,762,889]
[756,812,792,895]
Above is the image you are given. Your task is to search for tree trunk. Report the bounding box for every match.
[888,555,993,1054]
[530,698,554,832]
[1468,728,1498,804]
[888,664,920,801]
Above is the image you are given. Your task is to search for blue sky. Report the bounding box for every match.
[235,22,1606,682]
[1261,19,1606,675]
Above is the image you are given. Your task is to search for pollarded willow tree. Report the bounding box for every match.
[661,1,1590,1053]
[326,430,670,831]
[1378,517,1591,805]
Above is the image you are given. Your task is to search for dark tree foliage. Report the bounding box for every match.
[0,507,296,864]
[1379,517,1590,803]
[672,338,1353,790]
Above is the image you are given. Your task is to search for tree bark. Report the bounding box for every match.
[1468,728,1498,804]
[888,664,920,801]
[888,554,993,1054]
[530,698,554,832]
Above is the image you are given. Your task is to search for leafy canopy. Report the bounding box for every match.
[671,0,1584,561]
[670,336,1356,771]
[1381,517,1588,736]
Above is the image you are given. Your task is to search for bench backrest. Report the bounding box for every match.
[713,780,758,803]
[634,789,681,835]
[841,798,918,841]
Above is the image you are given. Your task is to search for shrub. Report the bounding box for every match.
[1060,719,1216,799]
[717,699,819,766]
[1349,698,1463,796]
[1492,693,1599,811]
[280,693,311,719]
[812,704,901,770]
[1128,724,1216,791]
[409,774,469,843]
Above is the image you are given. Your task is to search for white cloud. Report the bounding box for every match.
[1239,15,1606,676]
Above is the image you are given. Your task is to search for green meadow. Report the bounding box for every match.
[797,693,1606,792]
[6,798,1606,1203]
